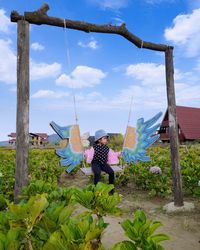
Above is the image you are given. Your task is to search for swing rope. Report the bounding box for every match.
[127,95,133,126]
[63,19,78,124]
[123,96,134,149]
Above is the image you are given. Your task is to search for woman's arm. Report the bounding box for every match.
[107,149,121,164]
[84,147,94,164]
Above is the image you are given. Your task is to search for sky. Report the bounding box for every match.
[0,0,200,141]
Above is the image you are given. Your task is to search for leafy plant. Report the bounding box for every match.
[20,180,75,204]
[0,194,48,249]
[112,210,170,250]
[43,212,107,250]
[115,170,130,186]
[180,146,200,196]
[73,182,122,218]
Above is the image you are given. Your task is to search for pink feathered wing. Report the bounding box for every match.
[84,147,121,164]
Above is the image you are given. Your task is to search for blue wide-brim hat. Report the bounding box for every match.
[95,129,109,142]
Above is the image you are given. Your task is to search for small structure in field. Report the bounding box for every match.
[159,106,200,143]
[8,133,16,145]
[8,132,48,146]
[29,133,48,146]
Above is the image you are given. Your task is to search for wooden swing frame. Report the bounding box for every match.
[10,4,183,206]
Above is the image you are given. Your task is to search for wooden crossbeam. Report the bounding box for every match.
[10,4,169,52]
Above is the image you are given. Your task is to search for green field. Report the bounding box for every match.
[0,145,200,200]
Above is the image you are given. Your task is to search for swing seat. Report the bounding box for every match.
[80,165,123,176]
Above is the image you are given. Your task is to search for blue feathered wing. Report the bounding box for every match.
[122,112,162,163]
[50,121,84,173]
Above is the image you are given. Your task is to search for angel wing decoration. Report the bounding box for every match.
[50,121,84,173]
[122,112,162,163]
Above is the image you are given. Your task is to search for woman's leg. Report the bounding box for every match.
[101,164,115,184]
[91,161,101,185]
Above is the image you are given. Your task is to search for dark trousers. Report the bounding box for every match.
[91,160,115,185]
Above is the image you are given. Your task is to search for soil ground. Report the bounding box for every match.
[59,170,200,250]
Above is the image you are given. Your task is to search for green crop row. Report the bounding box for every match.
[0,145,200,200]
[0,149,63,200]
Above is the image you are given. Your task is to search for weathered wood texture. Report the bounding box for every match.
[10,4,170,52]
[165,47,183,206]
[14,20,29,202]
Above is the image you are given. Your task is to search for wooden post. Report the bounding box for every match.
[14,20,29,202]
[165,47,183,206]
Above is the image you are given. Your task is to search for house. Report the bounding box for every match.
[8,133,16,145]
[29,133,48,146]
[8,132,48,146]
[159,106,200,143]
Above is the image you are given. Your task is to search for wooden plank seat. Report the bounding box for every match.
[80,165,123,176]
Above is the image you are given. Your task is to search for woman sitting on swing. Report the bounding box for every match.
[84,129,121,194]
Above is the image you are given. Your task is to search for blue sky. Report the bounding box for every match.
[0,0,200,141]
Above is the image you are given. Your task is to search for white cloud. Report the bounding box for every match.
[112,17,124,25]
[126,63,184,85]
[56,65,106,88]
[78,38,98,49]
[31,61,62,80]
[164,8,200,57]
[145,0,175,4]
[175,82,200,107]
[88,0,129,10]
[0,39,16,84]
[0,9,14,34]
[34,60,200,115]
[126,63,166,85]
[0,39,62,84]
[122,62,200,111]
[32,90,69,99]
[31,42,44,51]
[50,62,200,113]
[87,91,102,99]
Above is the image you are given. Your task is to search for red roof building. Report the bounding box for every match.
[8,133,16,145]
[8,132,48,146]
[159,106,200,143]
[29,133,48,146]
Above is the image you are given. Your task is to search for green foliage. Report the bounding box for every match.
[32,200,75,249]
[124,147,172,197]
[129,163,172,198]
[0,195,8,211]
[120,146,200,198]
[115,170,130,186]
[0,179,171,250]
[180,145,200,197]
[20,179,75,204]
[28,149,63,184]
[112,210,169,250]
[0,194,48,249]
[1,144,200,203]
[108,134,124,151]
[0,189,109,249]
[73,182,122,217]
[111,240,137,250]
[0,149,15,200]
[0,148,62,200]
[43,213,107,250]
